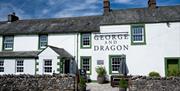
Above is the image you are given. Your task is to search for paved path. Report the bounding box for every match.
[86,83,119,91]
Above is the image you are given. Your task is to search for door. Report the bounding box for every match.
[64,59,70,74]
[166,59,179,76]
[60,59,70,74]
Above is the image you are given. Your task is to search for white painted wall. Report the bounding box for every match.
[0,21,179,82]
[0,59,35,75]
[48,34,77,57]
[14,35,38,51]
[37,47,59,75]
[0,36,2,51]
[83,22,180,80]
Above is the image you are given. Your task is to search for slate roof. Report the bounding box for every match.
[48,45,73,58]
[0,51,39,58]
[0,15,102,35]
[102,5,180,25]
[0,5,180,35]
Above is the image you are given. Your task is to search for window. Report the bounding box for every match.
[109,55,125,74]
[16,59,24,72]
[0,60,4,72]
[81,33,91,48]
[165,58,180,76]
[39,35,48,49]
[80,56,91,74]
[3,36,14,50]
[44,59,52,73]
[131,25,146,45]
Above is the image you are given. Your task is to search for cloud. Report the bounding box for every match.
[113,0,132,4]
[0,3,31,21]
[0,0,180,21]
[53,0,101,18]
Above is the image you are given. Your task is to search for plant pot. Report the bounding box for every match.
[119,88,127,91]
[97,76,105,84]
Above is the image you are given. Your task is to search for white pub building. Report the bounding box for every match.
[0,0,180,81]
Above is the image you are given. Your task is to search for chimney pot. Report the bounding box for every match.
[8,12,19,22]
[103,0,111,15]
[148,0,157,9]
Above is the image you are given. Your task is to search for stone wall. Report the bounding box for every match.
[0,74,75,91]
[129,76,180,91]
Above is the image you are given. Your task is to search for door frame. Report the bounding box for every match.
[165,57,180,76]
[60,58,70,74]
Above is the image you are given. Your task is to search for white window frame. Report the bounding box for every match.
[43,59,52,74]
[131,25,146,45]
[132,27,144,42]
[16,59,24,73]
[81,33,91,48]
[39,35,48,49]
[110,55,126,74]
[0,60,4,72]
[81,56,91,74]
[3,36,14,50]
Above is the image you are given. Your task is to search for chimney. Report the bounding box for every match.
[103,0,111,15]
[8,12,19,22]
[148,0,157,9]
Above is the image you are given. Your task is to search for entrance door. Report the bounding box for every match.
[64,59,70,74]
[60,59,70,74]
[166,58,179,76]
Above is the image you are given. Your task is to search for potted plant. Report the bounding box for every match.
[78,76,86,91]
[96,66,106,84]
[119,78,128,91]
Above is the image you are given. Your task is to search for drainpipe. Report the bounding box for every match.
[76,33,79,91]
[77,33,79,73]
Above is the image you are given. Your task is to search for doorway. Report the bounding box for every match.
[165,58,180,76]
[64,59,70,74]
[60,58,70,74]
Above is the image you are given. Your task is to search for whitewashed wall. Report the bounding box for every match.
[48,34,77,57]
[12,34,77,58]
[0,22,179,81]
[0,37,2,51]
[14,35,38,51]
[0,59,35,75]
[81,22,180,80]
[37,47,59,75]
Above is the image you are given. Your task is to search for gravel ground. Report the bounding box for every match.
[86,83,119,91]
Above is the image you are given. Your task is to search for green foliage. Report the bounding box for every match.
[148,71,161,77]
[79,76,86,88]
[167,70,180,77]
[96,66,106,77]
[119,78,128,88]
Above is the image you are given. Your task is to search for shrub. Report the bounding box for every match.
[167,70,180,77]
[119,78,128,88]
[96,66,106,77]
[79,76,86,88]
[149,71,161,77]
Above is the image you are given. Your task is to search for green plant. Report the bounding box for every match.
[96,66,106,77]
[167,70,180,77]
[119,78,128,88]
[148,71,161,77]
[79,76,86,88]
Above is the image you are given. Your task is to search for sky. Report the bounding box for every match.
[0,0,180,21]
